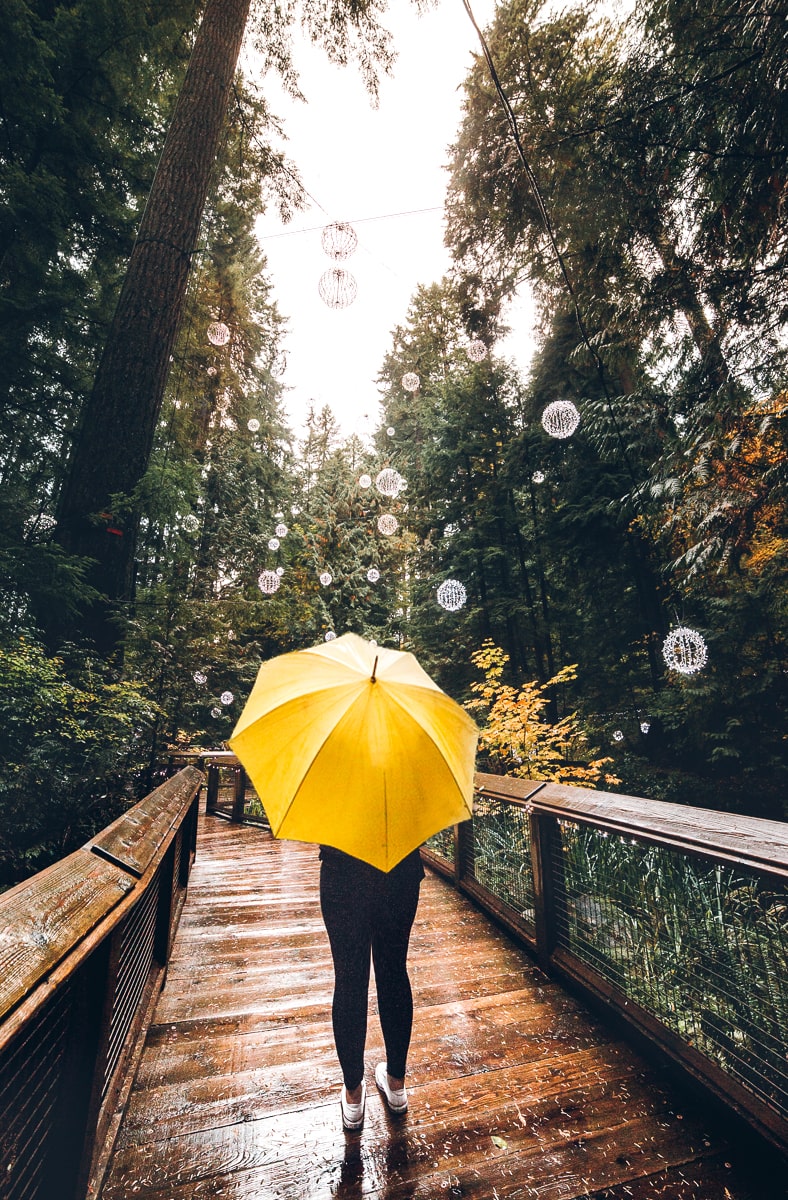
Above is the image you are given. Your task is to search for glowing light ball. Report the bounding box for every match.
[358,474,372,489]
[375,468,402,497]
[247,418,260,432]
[367,568,380,582]
[467,338,487,362]
[220,691,234,705]
[640,721,651,734]
[291,505,301,515]
[662,626,708,675]
[319,571,333,586]
[541,399,580,439]
[318,268,357,308]
[276,566,284,576]
[207,366,217,377]
[207,321,230,346]
[436,579,467,611]
[532,470,545,484]
[613,730,624,742]
[377,514,398,536]
[321,221,358,260]
[268,537,280,551]
[325,631,337,641]
[258,570,280,594]
[275,523,288,538]
[387,427,395,437]
[193,671,207,685]
[183,514,199,532]
[401,372,420,392]
[210,706,222,718]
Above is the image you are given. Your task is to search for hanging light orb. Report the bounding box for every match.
[325,630,337,641]
[375,467,402,498]
[387,426,395,437]
[319,571,333,586]
[258,570,280,594]
[275,523,288,538]
[358,474,372,489]
[247,418,260,433]
[220,690,234,705]
[182,514,199,532]
[640,720,651,734]
[532,470,545,484]
[275,511,284,518]
[291,505,301,515]
[207,366,218,377]
[207,321,230,347]
[662,626,708,675]
[210,706,222,719]
[268,537,280,551]
[367,568,380,583]
[276,566,284,577]
[613,730,624,742]
[541,399,580,439]
[193,671,207,686]
[321,221,358,260]
[467,338,487,362]
[318,268,357,309]
[437,578,467,611]
[401,372,420,392]
[378,514,398,536]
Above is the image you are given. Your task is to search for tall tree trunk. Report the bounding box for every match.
[53,0,252,654]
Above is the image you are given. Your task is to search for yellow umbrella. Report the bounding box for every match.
[229,632,478,871]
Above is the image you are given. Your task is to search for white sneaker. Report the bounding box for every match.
[340,1081,366,1130]
[375,1062,408,1113]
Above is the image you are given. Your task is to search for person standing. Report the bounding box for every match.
[319,843,425,1130]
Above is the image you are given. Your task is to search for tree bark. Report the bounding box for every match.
[53,0,252,653]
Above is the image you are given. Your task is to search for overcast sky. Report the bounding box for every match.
[249,0,536,440]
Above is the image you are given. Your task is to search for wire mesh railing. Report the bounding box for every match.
[421,773,788,1155]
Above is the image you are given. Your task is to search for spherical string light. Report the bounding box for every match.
[183,514,199,532]
[220,690,234,705]
[207,321,230,346]
[640,720,651,734]
[401,372,420,392]
[275,523,288,538]
[662,626,708,675]
[318,268,357,309]
[612,730,624,742]
[210,706,222,718]
[276,566,284,577]
[377,514,398,536]
[258,570,280,594]
[325,630,337,641]
[387,426,395,437]
[358,474,372,489]
[321,221,358,260]
[532,470,545,484]
[467,338,487,362]
[193,671,207,686]
[541,399,580,439]
[207,366,217,377]
[437,579,467,611]
[375,467,402,497]
[267,537,280,551]
[319,571,333,586]
[291,505,301,515]
[247,418,260,432]
[367,567,380,582]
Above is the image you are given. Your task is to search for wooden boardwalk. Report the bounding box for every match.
[99,813,760,1200]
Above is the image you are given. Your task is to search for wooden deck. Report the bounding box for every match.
[99,813,761,1200]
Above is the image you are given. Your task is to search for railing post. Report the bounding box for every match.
[529,810,562,972]
[206,763,219,814]
[455,817,474,886]
[231,765,247,822]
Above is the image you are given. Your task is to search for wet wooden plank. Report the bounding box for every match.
[0,848,133,1021]
[91,766,202,876]
[99,816,760,1200]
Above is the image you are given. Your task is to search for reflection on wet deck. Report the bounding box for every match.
[100,813,759,1199]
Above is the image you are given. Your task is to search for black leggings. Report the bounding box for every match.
[320,850,423,1091]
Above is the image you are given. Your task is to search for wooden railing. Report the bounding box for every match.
[422,773,788,1156]
[0,766,202,1200]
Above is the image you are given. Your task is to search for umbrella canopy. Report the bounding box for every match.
[229,633,478,871]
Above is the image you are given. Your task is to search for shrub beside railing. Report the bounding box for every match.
[424,773,788,1155]
[0,766,202,1200]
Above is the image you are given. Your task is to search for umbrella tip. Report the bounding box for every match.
[371,655,378,683]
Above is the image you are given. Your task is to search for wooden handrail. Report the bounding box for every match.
[0,766,202,1200]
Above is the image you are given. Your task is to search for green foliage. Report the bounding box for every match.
[0,634,159,888]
